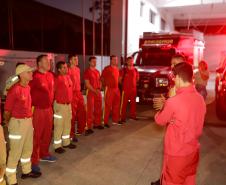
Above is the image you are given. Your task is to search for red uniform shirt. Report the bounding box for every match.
[101,65,119,88]
[30,71,54,109]
[120,67,139,91]
[68,66,81,92]
[84,68,101,89]
[5,83,32,118]
[54,75,73,104]
[155,85,206,156]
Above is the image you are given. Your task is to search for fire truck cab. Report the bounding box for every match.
[132,31,204,103]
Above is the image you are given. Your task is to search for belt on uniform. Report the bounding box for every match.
[12,117,32,120]
[56,101,70,105]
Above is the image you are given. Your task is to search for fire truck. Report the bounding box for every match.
[132,30,205,103]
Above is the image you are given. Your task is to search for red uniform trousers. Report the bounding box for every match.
[86,90,102,129]
[70,91,86,136]
[31,107,53,165]
[103,87,120,124]
[161,150,199,185]
[120,88,137,121]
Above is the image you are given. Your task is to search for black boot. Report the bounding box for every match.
[21,171,42,179]
[63,143,77,149]
[151,179,160,185]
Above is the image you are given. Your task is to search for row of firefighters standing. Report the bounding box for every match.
[0,54,139,185]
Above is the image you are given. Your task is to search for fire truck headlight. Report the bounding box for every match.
[216,73,221,79]
[144,84,149,88]
[156,78,169,87]
[218,81,223,91]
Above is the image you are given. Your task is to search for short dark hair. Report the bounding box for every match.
[36,54,47,66]
[171,54,186,63]
[56,61,66,70]
[173,62,193,83]
[126,56,133,61]
[89,56,96,62]
[110,55,117,61]
[68,54,78,61]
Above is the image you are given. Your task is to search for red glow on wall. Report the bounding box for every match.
[176,25,226,35]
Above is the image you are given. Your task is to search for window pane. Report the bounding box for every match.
[149,9,156,24]
[140,2,145,17]
[0,0,9,49]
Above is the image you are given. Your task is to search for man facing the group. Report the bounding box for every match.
[154,62,206,185]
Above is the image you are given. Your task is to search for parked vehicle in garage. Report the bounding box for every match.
[215,56,226,94]
[215,61,226,120]
[130,31,204,103]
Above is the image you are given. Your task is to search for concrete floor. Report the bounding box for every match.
[15,103,226,185]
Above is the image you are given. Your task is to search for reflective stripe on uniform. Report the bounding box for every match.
[62,135,70,139]
[54,114,63,119]
[12,76,19,82]
[6,168,16,173]
[120,91,125,115]
[85,89,89,129]
[32,106,35,113]
[20,158,31,163]
[102,87,108,121]
[54,139,62,144]
[8,134,21,140]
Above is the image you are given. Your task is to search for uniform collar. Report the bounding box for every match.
[18,82,29,88]
[89,67,96,71]
[128,66,134,69]
[35,70,48,75]
[176,85,195,94]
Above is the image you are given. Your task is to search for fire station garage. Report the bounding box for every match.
[0,1,226,185]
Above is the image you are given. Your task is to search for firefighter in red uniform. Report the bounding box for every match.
[4,64,41,185]
[30,55,56,173]
[154,62,206,185]
[152,54,186,185]
[119,56,139,122]
[84,56,104,135]
[53,61,76,154]
[101,55,121,127]
[68,54,86,141]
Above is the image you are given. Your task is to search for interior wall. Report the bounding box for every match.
[127,0,174,55]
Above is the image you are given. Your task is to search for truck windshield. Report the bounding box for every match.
[136,47,176,66]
